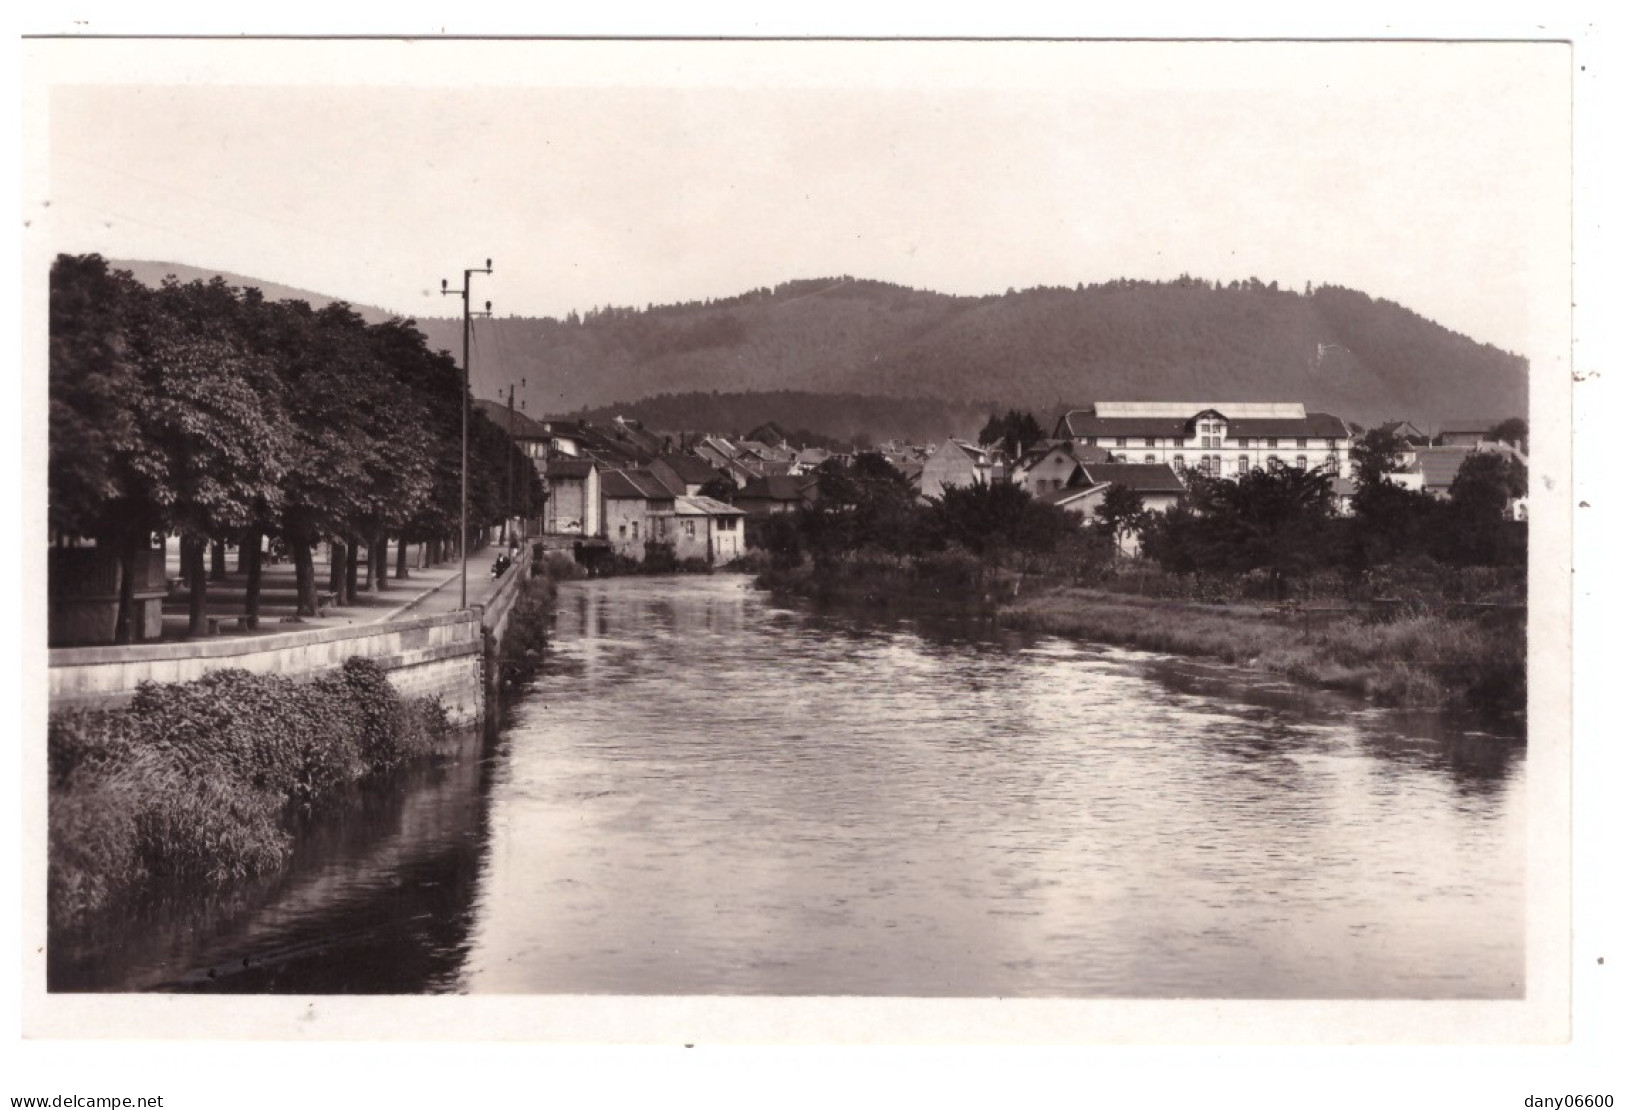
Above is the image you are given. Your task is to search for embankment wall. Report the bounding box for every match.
[48,612,487,727]
[49,545,536,728]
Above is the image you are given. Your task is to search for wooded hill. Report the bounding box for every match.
[114,265,1527,441]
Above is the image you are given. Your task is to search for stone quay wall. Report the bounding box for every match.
[48,612,487,728]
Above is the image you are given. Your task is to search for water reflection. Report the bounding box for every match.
[53,574,1525,998]
[457,576,1524,999]
[51,746,498,993]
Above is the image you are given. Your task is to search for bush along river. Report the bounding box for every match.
[50,574,1525,998]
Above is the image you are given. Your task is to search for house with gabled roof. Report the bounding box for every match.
[544,456,601,537]
[648,453,730,498]
[599,469,680,561]
[1439,426,1492,447]
[1374,420,1430,448]
[918,438,1005,501]
[733,474,821,516]
[1055,401,1353,480]
[651,495,746,566]
[693,436,766,488]
[1412,445,1479,497]
[473,399,552,474]
[1039,460,1186,554]
[1010,439,1112,495]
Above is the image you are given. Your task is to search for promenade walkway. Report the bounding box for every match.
[155,541,517,643]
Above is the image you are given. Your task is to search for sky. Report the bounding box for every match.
[25,39,1569,358]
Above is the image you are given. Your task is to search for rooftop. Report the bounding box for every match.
[1078,462,1187,494]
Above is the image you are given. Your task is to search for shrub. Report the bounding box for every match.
[496,575,553,689]
[48,658,454,930]
[541,551,582,580]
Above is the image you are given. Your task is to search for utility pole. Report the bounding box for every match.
[442,259,493,610]
[504,377,526,544]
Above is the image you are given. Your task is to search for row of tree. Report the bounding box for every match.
[755,454,1100,574]
[49,254,545,641]
[1140,427,1528,587]
[745,426,1526,594]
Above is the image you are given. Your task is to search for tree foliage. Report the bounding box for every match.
[48,254,545,630]
[1094,485,1148,552]
[413,275,1527,430]
[1142,466,1337,588]
[977,409,1045,457]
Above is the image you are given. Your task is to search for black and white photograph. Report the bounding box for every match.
[14,22,1609,1105]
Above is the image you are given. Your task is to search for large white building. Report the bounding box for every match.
[1054,401,1353,479]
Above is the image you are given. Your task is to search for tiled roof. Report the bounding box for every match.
[671,494,744,517]
[545,458,596,479]
[472,399,552,439]
[938,438,992,464]
[1059,406,1349,441]
[655,454,727,485]
[1036,484,1104,506]
[738,440,796,464]
[736,475,818,502]
[1078,462,1187,494]
[600,469,680,500]
[1016,440,1111,469]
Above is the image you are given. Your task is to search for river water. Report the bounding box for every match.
[52,574,1525,998]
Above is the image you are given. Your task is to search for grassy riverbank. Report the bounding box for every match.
[760,560,1525,719]
[1001,587,1524,716]
[47,658,453,931]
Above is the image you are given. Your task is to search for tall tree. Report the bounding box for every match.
[48,256,155,642]
[1435,453,1527,567]
[1094,484,1148,555]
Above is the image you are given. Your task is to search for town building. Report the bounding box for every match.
[653,495,746,566]
[544,457,601,536]
[693,436,766,488]
[1009,440,1111,495]
[648,454,730,498]
[472,399,551,474]
[918,438,1005,500]
[1053,401,1353,480]
[1036,461,1186,555]
[733,474,821,516]
[598,469,678,560]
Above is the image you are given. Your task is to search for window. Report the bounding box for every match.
[1085,436,1097,446]
[631,521,639,539]
[1297,437,1309,448]
[684,520,696,537]
[1238,454,1249,472]
[1200,455,1214,475]
[1295,456,1308,470]
[618,524,626,538]
[1267,438,1279,449]
[720,517,737,531]
[1237,437,1250,448]
[1172,455,1185,471]
[1116,437,1127,448]
[1267,455,1281,471]
[1325,455,1338,471]
[1144,454,1156,465]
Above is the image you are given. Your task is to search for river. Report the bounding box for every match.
[50,574,1525,998]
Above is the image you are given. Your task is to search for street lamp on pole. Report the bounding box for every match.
[441,259,492,610]
[505,377,526,545]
